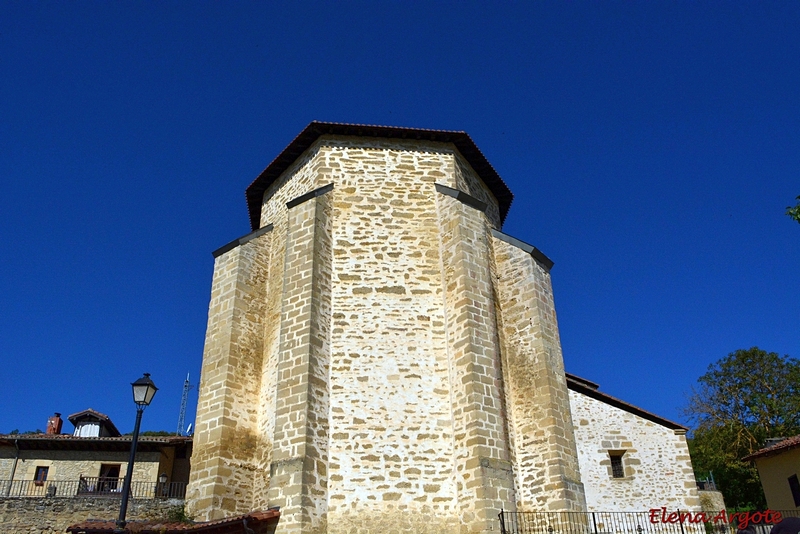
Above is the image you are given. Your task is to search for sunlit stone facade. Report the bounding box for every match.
[187,123,695,533]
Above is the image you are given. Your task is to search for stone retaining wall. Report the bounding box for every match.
[0,496,183,534]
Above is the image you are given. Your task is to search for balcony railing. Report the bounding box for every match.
[498,511,800,534]
[1,477,186,499]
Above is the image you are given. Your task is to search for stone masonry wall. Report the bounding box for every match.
[0,496,183,534]
[492,235,586,512]
[0,448,161,485]
[0,457,13,479]
[435,191,516,532]
[255,146,323,514]
[569,390,700,511]
[189,134,591,532]
[453,154,502,229]
[187,226,272,519]
[321,142,461,533]
[267,191,333,534]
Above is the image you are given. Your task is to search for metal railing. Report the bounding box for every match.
[77,476,122,495]
[696,478,717,491]
[1,478,186,499]
[498,511,800,534]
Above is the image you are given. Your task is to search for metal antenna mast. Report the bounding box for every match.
[176,373,194,436]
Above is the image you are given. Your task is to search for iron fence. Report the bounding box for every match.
[499,511,800,534]
[696,478,717,491]
[1,478,186,499]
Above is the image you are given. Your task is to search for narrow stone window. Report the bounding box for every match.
[609,451,625,478]
[789,474,800,507]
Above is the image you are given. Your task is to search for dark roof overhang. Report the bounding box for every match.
[0,434,192,453]
[245,121,514,230]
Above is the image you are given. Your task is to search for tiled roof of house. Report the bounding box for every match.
[66,509,280,533]
[245,121,515,230]
[67,408,113,423]
[565,372,687,432]
[743,434,800,461]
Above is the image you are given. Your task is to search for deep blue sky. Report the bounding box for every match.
[1,2,798,435]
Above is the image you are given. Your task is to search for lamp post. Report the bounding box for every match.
[158,472,168,498]
[116,373,158,532]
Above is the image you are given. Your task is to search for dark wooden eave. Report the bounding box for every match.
[245,121,514,230]
[0,434,192,453]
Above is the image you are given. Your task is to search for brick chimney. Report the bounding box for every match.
[47,413,63,435]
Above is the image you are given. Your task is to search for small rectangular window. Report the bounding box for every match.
[789,474,800,507]
[609,452,625,478]
[34,466,49,486]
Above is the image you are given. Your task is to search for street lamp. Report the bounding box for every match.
[158,472,168,498]
[116,373,158,532]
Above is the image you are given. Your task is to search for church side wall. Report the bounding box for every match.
[436,192,515,532]
[266,191,333,534]
[255,147,324,513]
[569,390,700,511]
[321,143,460,533]
[188,134,625,532]
[187,229,272,520]
[492,237,586,512]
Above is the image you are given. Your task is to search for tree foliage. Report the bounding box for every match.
[123,430,175,436]
[685,347,800,509]
[787,195,800,224]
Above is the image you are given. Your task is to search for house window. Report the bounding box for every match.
[34,466,49,486]
[789,474,800,507]
[609,451,625,478]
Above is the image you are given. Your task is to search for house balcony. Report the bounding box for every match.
[0,477,186,499]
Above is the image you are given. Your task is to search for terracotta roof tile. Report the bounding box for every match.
[743,434,800,461]
[67,408,112,422]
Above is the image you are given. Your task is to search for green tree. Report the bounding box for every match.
[685,347,800,509]
[123,430,174,436]
[787,195,800,224]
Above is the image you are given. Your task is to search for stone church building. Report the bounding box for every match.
[186,122,700,533]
